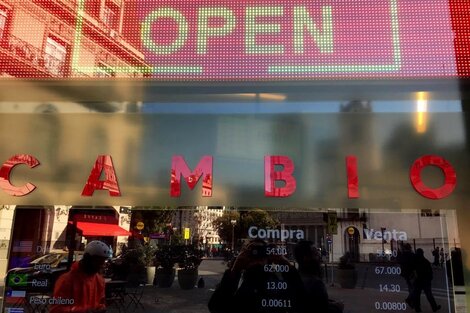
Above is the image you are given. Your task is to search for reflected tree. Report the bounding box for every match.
[213,208,279,247]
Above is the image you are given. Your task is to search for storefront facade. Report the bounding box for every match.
[0,0,469,313]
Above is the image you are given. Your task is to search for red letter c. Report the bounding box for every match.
[0,154,39,196]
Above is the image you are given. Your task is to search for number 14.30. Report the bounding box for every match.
[379,284,401,292]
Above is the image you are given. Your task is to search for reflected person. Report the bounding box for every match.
[397,243,415,307]
[410,248,441,312]
[294,241,343,313]
[50,241,111,313]
[209,239,308,313]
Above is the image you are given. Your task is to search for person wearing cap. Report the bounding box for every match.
[50,240,111,313]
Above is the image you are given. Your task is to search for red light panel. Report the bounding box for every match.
[0,0,463,80]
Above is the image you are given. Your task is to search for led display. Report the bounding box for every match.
[134,0,456,79]
[0,0,463,79]
[1,208,465,313]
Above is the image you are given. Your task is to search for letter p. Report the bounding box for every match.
[197,7,235,54]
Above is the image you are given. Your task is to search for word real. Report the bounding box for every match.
[0,154,457,200]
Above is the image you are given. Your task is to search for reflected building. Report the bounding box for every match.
[0,0,149,78]
[0,0,149,275]
[172,206,224,247]
[269,206,459,264]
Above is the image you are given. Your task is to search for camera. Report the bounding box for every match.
[250,244,266,258]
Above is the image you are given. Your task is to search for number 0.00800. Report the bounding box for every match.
[374,302,407,311]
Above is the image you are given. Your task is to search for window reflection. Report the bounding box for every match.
[0,207,464,313]
[0,8,7,40]
[0,98,463,114]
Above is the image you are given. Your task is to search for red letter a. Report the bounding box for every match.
[81,155,121,197]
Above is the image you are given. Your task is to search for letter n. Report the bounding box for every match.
[264,155,296,197]
[81,155,121,196]
[170,155,213,197]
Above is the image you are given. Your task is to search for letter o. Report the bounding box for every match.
[258,229,266,238]
[141,8,188,55]
[410,155,456,199]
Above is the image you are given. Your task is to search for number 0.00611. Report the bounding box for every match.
[374,302,407,311]
[261,299,292,308]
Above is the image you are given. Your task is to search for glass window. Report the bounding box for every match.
[1,207,463,313]
[103,2,119,31]
[44,37,67,76]
[95,63,116,77]
[0,9,7,39]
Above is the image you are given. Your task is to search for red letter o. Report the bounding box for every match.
[410,155,456,199]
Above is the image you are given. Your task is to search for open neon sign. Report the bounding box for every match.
[72,0,456,79]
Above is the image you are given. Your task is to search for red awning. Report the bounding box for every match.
[76,222,131,237]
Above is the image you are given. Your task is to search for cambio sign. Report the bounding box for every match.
[136,0,456,79]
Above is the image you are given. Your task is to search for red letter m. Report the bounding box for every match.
[170,155,213,197]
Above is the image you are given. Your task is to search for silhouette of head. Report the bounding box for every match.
[416,248,424,257]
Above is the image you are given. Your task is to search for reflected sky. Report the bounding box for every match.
[0,99,462,114]
[142,100,463,114]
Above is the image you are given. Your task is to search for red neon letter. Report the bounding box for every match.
[0,154,39,196]
[170,155,213,197]
[410,155,457,199]
[264,155,296,197]
[346,155,359,199]
[81,155,121,197]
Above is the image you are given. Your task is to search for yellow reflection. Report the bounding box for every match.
[259,93,287,101]
[416,92,428,134]
[230,93,286,102]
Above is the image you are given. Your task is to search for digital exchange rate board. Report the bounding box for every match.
[2,208,465,313]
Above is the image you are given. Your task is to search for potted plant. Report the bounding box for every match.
[142,243,157,285]
[154,246,177,287]
[119,246,147,285]
[176,245,203,290]
[336,252,358,289]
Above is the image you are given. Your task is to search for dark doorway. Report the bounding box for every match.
[344,226,360,262]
